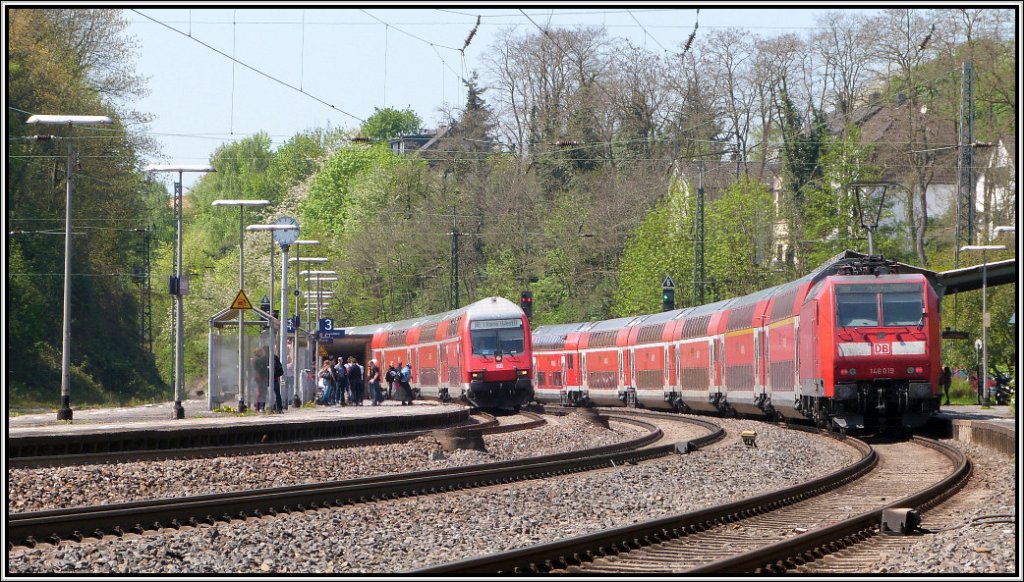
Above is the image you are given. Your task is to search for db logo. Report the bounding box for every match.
[873,343,891,354]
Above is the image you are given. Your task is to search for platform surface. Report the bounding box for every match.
[6,399,464,439]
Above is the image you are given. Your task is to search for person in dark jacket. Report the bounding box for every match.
[368,359,383,405]
[940,366,952,406]
[385,362,398,400]
[272,354,285,413]
[347,357,365,405]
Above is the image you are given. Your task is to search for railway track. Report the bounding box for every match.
[8,413,722,549]
[418,434,969,574]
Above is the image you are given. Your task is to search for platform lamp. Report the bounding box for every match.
[247,220,299,411]
[26,114,113,421]
[960,244,1006,406]
[288,249,324,406]
[145,164,215,419]
[212,199,270,412]
[303,272,337,377]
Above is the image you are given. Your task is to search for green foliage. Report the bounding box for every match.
[360,107,422,141]
[301,144,404,236]
[705,177,779,298]
[613,177,693,316]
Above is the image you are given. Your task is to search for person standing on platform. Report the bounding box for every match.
[285,353,294,409]
[940,366,952,406]
[347,356,365,405]
[386,362,398,400]
[395,360,414,406]
[368,359,383,405]
[318,360,335,405]
[334,357,349,406]
[272,353,285,413]
[252,347,269,412]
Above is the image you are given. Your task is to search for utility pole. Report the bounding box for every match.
[692,161,706,306]
[449,205,461,310]
[954,61,975,269]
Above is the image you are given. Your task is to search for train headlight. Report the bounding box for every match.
[517,368,529,377]
[471,371,484,381]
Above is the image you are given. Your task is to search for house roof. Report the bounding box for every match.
[830,99,960,185]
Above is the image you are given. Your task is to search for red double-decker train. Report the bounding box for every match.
[347,297,535,410]
[532,254,942,430]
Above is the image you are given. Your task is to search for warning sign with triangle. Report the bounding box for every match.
[231,290,253,310]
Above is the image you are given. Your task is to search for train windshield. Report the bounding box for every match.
[470,319,525,356]
[835,283,923,327]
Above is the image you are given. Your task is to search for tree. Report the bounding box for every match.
[706,177,778,298]
[360,107,422,141]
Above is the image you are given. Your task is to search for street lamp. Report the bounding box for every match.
[303,272,337,377]
[960,244,1007,406]
[247,221,299,412]
[287,246,322,406]
[212,199,270,412]
[145,164,215,419]
[26,114,113,421]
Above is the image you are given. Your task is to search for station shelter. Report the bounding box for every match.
[207,305,313,410]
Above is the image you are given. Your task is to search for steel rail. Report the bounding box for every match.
[416,429,872,574]
[8,414,715,549]
[688,435,971,574]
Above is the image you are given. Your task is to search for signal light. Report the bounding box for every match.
[520,291,533,319]
[662,287,674,312]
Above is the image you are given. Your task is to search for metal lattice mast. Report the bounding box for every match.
[954,61,975,269]
[450,206,460,310]
[693,162,705,306]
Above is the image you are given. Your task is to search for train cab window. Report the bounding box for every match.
[882,291,924,326]
[836,284,922,327]
[470,319,525,356]
[836,292,878,327]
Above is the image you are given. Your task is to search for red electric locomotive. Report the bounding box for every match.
[348,297,534,410]
[532,253,942,430]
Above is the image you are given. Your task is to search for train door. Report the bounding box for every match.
[581,353,588,385]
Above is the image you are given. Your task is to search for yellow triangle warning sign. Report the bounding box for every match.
[231,290,253,310]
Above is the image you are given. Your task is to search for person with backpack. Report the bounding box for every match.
[334,357,349,406]
[385,362,398,400]
[394,360,414,406]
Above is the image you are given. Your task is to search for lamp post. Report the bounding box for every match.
[213,199,270,412]
[288,248,323,406]
[145,164,215,419]
[26,114,113,421]
[303,272,337,376]
[960,244,1006,406]
[247,221,299,412]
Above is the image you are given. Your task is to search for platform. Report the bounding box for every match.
[6,399,470,458]
[931,404,1017,458]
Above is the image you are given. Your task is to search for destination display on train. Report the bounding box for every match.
[470,318,524,330]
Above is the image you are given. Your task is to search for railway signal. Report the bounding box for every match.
[662,276,675,312]
[521,291,533,320]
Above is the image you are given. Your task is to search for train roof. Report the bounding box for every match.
[345,296,523,336]
[533,251,939,334]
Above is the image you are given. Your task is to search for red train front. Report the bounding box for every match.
[798,271,942,429]
[350,297,534,410]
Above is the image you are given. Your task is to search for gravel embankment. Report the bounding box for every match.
[8,413,646,513]
[7,418,868,574]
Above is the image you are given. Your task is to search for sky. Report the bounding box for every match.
[125,5,880,192]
